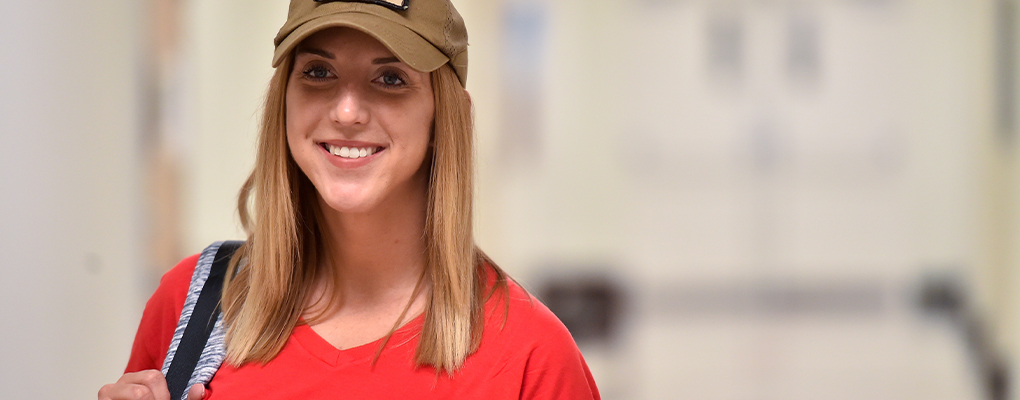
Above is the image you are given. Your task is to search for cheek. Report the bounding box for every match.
[396,104,434,164]
[284,109,304,159]
[409,92,435,148]
[284,95,321,174]
[285,92,309,138]
[285,91,326,148]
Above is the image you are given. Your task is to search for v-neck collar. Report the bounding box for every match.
[292,314,426,367]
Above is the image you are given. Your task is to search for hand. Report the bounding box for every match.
[98,370,206,400]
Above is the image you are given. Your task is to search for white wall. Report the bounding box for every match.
[0,1,145,398]
[177,0,287,252]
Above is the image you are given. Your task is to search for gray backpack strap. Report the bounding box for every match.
[161,241,243,400]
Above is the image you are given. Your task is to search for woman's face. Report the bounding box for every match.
[286,28,435,214]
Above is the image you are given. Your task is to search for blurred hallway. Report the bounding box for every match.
[4,0,1020,399]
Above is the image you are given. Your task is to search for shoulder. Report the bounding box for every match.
[124,254,200,373]
[503,279,577,350]
[478,266,601,399]
[501,279,589,366]
[479,265,578,354]
[162,254,202,293]
[149,253,201,314]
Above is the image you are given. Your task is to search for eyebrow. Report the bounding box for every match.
[294,48,400,66]
[295,47,334,59]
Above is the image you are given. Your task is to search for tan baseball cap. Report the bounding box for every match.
[273,0,469,87]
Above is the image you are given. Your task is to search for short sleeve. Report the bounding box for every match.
[124,254,200,373]
[513,293,601,400]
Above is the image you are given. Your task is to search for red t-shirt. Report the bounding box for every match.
[126,255,601,399]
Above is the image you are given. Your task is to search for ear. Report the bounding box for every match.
[464,89,472,107]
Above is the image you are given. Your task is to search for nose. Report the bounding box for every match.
[331,89,369,127]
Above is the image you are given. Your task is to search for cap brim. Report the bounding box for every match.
[273,11,448,73]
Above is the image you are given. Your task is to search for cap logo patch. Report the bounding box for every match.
[313,0,409,11]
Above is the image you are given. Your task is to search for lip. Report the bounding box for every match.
[316,140,387,169]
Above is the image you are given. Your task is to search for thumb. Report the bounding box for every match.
[186,384,206,400]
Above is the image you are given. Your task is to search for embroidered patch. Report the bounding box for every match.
[314,0,409,11]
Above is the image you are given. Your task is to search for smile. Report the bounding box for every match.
[320,143,384,159]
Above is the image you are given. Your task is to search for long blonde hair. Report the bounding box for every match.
[220,54,505,374]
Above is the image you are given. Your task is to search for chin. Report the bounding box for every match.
[316,184,379,215]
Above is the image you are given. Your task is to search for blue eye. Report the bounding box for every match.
[302,65,333,81]
[376,72,406,87]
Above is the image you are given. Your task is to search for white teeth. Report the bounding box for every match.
[326,144,377,159]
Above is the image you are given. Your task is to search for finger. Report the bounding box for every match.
[186,384,206,400]
[98,383,155,400]
[115,371,170,400]
[98,383,118,400]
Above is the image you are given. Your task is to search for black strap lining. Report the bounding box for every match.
[165,240,243,400]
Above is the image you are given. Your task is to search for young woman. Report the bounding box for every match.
[99,1,600,399]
